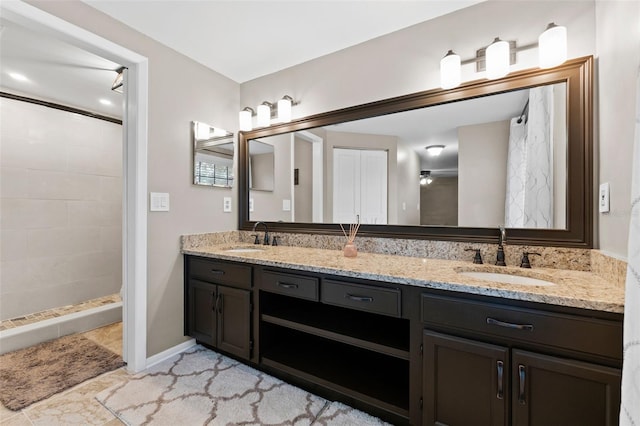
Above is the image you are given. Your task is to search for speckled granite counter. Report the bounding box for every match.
[182,243,625,314]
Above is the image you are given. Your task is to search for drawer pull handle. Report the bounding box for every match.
[277,282,299,289]
[518,364,526,404]
[346,294,374,303]
[486,317,534,331]
[496,360,504,400]
[210,269,225,275]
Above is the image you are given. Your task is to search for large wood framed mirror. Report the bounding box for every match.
[238,56,592,248]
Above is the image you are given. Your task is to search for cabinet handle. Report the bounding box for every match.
[518,364,526,404]
[496,360,504,399]
[346,294,374,302]
[214,293,220,314]
[486,317,534,331]
[277,282,298,289]
[218,294,223,314]
[211,291,216,311]
[210,269,225,275]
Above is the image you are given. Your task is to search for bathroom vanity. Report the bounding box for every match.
[183,244,623,426]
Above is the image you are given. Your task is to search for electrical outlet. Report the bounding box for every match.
[223,197,232,213]
[283,199,291,211]
[599,183,610,213]
[249,198,254,212]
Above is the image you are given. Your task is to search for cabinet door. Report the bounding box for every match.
[512,349,621,426]
[423,330,508,426]
[188,279,216,346]
[217,285,251,360]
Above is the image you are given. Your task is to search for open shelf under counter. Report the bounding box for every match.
[260,323,410,419]
[260,292,410,359]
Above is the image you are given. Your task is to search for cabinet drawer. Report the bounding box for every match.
[421,294,622,360]
[322,280,401,317]
[260,270,319,301]
[189,257,252,289]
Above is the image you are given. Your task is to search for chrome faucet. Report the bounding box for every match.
[495,226,506,266]
[252,221,270,245]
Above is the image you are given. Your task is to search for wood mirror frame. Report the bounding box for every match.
[238,56,593,248]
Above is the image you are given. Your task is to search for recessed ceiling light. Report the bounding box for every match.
[8,72,28,82]
[99,99,112,106]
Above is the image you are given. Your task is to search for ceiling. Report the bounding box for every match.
[0,18,124,119]
[83,0,484,84]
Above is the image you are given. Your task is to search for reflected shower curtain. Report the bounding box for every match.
[504,86,554,228]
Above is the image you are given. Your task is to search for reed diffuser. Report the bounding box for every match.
[340,215,361,258]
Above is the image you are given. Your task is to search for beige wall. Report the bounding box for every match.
[421,178,459,226]
[250,134,292,222]
[595,0,640,258]
[458,120,510,227]
[397,143,421,225]
[294,136,313,223]
[25,0,240,356]
[0,98,122,320]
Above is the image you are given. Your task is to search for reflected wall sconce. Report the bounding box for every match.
[425,145,445,156]
[420,171,433,185]
[238,95,299,131]
[439,22,567,89]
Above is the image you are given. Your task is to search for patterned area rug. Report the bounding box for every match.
[0,334,124,411]
[96,345,389,425]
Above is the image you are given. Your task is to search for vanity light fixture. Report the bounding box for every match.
[439,23,567,89]
[425,145,445,156]
[257,102,272,127]
[238,95,299,131]
[239,107,254,131]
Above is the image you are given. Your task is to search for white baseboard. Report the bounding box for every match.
[144,338,196,370]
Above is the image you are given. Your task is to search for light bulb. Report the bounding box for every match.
[539,23,567,68]
[257,103,271,127]
[277,97,293,123]
[420,177,427,185]
[440,50,461,89]
[486,38,510,79]
[239,109,253,132]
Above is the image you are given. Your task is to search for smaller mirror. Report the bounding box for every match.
[192,121,234,188]
[249,139,275,191]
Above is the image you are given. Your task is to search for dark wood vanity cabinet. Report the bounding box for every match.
[184,256,252,360]
[256,267,412,424]
[421,293,622,426]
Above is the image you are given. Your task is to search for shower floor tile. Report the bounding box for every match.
[0,294,121,331]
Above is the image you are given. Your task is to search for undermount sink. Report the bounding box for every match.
[224,247,266,253]
[458,271,556,287]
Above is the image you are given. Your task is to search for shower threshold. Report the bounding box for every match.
[0,294,122,354]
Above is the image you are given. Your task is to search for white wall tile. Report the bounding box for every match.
[100,176,122,203]
[0,230,29,261]
[67,200,102,227]
[0,167,29,199]
[0,199,67,229]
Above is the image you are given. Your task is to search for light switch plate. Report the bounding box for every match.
[599,183,610,213]
[283,199,291,211]
[223,197,232,213]
[150,192,170,212]
[249,198,254,212]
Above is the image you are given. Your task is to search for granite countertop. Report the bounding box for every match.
[182,243,625,314]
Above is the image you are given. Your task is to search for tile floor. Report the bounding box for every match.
[0,322,127,426]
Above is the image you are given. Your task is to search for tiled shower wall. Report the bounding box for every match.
[0,97,122,320]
